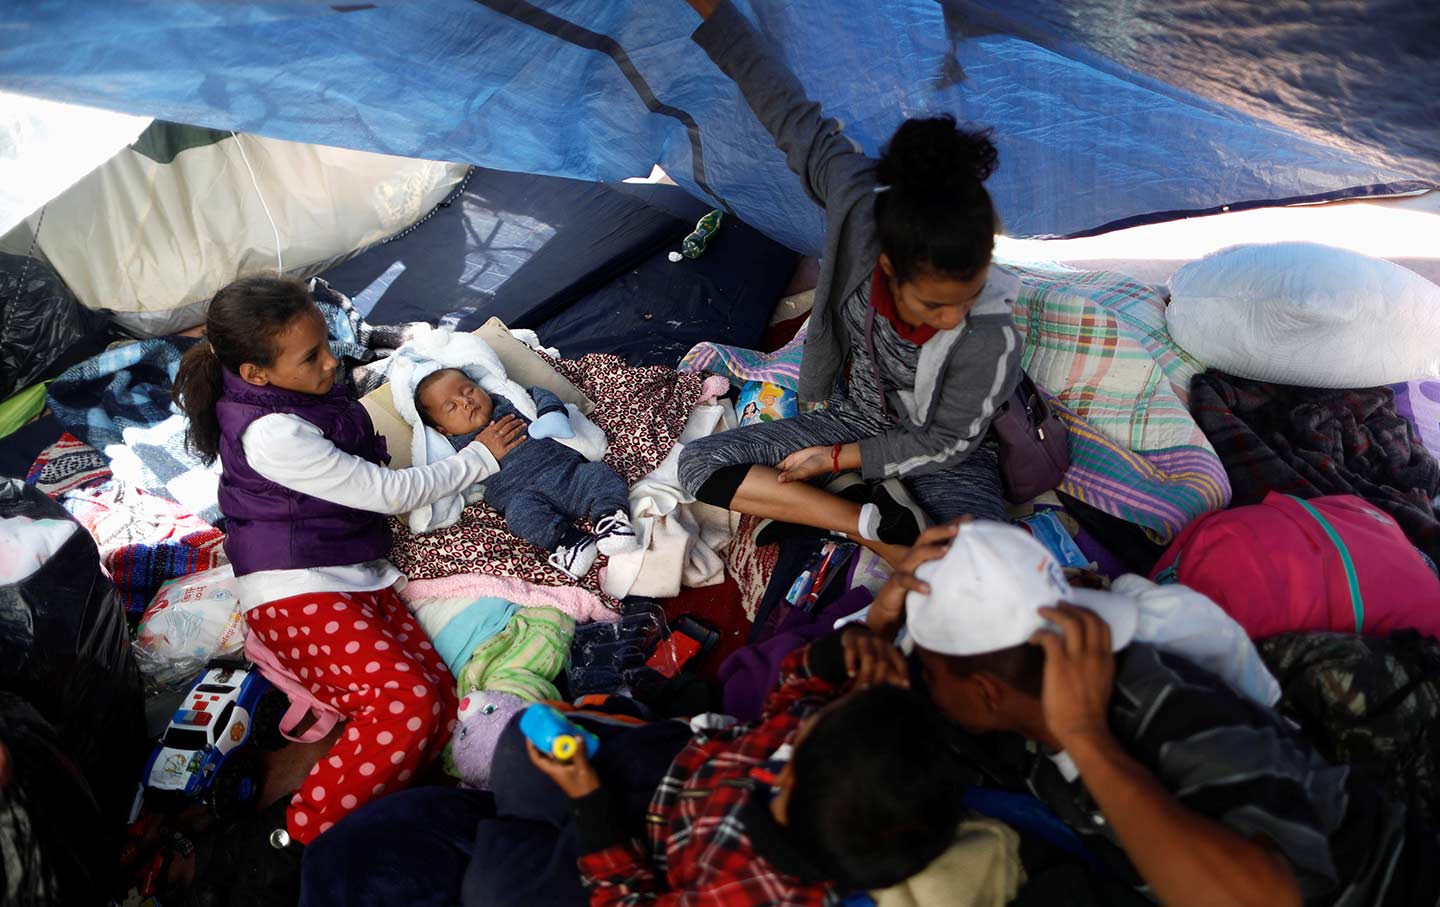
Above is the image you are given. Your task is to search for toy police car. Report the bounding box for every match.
[141,657,286,818]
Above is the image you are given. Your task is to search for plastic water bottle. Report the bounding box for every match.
[518,703,599,761]
[680,209,724,259]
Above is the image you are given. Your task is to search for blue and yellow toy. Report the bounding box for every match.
[519,703,599,762]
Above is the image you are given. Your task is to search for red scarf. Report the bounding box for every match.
[870,265,937,344]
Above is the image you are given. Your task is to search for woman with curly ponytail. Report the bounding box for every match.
[677,0,1024,564]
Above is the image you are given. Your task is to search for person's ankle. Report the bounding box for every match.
[856,502,882,541]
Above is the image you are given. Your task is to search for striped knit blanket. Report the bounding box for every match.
[683,263,1229,542]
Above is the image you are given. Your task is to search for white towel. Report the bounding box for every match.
[603,390,738,599]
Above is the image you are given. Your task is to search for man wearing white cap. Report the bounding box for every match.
[866,520,1437,907]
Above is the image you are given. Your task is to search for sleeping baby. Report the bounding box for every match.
[416,368,638,579]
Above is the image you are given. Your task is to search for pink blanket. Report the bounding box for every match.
[400,573,617,624]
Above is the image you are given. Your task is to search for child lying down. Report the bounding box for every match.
[416,367,639,579]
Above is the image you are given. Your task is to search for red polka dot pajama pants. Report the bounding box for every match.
[244,587,457,844]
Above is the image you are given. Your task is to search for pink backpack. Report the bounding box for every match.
[1151,492,1440,639]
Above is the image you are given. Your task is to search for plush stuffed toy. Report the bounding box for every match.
[450,690,527,790]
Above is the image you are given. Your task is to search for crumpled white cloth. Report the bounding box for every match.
[603,380,737,599]
[1072,575,1281,707]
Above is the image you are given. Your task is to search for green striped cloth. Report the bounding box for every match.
[456,606,575,702]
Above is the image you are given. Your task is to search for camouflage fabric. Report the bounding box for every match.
[1258,631,1440,823]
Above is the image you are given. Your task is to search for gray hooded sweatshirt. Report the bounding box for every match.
[693,3,1023,480]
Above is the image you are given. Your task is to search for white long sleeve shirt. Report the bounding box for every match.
[233,412,498,611]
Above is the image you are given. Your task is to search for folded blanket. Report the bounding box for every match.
[681,320,806,391]
[455,606,574,702]
[401,572,617,676]
[1009,262,1230,541]
[1191,370,1440,562]
[388,353,712,595]
[400,572,616,623]
[26,433,112,498]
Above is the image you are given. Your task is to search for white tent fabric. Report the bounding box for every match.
[9,132,467,335]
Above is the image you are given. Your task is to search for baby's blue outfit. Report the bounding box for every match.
[447,386,629,551]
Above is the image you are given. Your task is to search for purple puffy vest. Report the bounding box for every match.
[215,369,392,576]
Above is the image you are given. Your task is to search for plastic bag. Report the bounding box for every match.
[567,600,677,698]
[0,478,145,827]
[133,563,246,691]
[0,692,107,907]
[0,251,111,399]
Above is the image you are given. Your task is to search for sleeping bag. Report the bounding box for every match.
[1151,492,1440,639]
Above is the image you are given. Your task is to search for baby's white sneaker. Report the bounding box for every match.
[548,533,599,580]
[594,510,641,556]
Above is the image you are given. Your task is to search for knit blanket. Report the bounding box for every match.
[1191,370,1440,562]
[43,280,412,524]
[387,353,712,597]
[27,434,227,619]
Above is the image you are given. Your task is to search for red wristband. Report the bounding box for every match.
[832,443,842,475]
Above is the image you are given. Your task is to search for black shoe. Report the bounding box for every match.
[869,478,927,546]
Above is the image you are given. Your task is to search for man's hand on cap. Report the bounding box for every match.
[1030,603,1116,750]
[866,518,971,641]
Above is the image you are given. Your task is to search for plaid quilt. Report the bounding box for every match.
[1191,370,1440,562]
[1009,262,1231,541]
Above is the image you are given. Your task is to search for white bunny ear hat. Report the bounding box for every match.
[389,326,537,534]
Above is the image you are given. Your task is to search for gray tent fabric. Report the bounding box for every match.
[0,1,1432,252]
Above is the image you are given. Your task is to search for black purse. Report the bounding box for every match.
[990,372,1070,503]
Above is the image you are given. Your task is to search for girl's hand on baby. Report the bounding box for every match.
[476,414,527,461]
[777,446,832,483]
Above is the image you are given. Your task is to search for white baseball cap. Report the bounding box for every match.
[905,521,1137,656]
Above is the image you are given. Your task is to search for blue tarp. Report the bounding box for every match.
[0,1,1432,253]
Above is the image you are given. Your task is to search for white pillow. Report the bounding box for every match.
[1166,242,1440,388]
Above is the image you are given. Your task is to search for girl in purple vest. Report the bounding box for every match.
[173,276,524,881]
